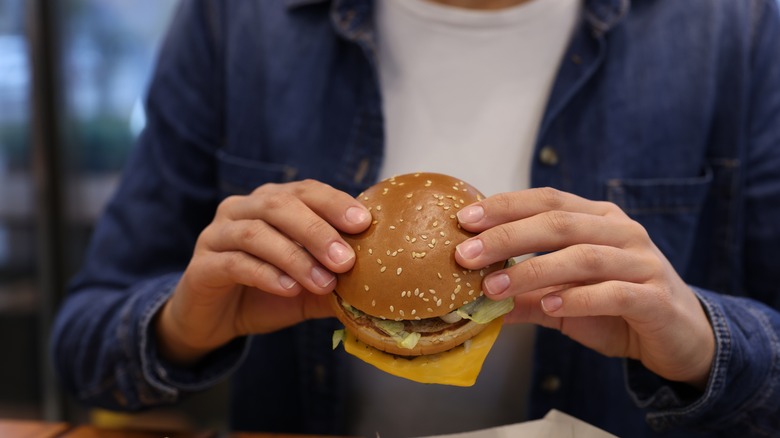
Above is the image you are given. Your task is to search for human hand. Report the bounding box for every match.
[454,187,715,389]
[155,180,372,365]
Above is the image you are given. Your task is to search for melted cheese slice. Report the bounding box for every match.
[342,317,503,387]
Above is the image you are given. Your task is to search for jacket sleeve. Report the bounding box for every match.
[50,0,248,410]
[626,0,780,434]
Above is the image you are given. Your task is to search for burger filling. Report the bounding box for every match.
[334,296,514,351]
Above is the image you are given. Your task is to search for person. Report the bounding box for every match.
[51,0,780,436]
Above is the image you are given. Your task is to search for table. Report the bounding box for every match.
[0,419,334,438]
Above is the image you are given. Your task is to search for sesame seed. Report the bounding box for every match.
[396,267,403,275]
[382,188,388,195]
[389,225,396,230]
[452,273,459,277]
[372,300,376,306]
[444,240,451,245]
[437,273,442,279]
[468,290,475,296]
[452,186,459,191]
[454,285,462,293]
[427,307,434,313]
[412,309,417,315]
[463,300,470,305]
[450,215,456,219]
[397,248,404,253]
[432,221,439,227]
[390,305,394,312]
[377,258,382,264]
[455,278,461,283]
[480,270,485,276]
[436,299,443,307]
[364,285,370,291]
[386,250,391,256]
[406,193,413,198]
[399,310,405,317]
[414,288,420,296]
[405,235,411,242]
[428,243,434,249]
[416,205,423,211]
[450,293,455,300]
[415,316,421,320]
[420,234,428,240]
[368,248,373,255]
[429,289,436,294]
[431,238,437,245]
[391,251,398,256]
[380,266,387,273]
[376,205,382,211]
[425,180,432,187]
[411,238,417,243]
[372,220,378,225]
[449,303,455,309]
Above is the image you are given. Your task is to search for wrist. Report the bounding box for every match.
[154,299,214,366]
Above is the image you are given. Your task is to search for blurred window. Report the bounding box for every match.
[0,0,178,420]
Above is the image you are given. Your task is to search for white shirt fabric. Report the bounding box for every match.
[347,1,581,436]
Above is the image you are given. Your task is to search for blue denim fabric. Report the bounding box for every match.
[51,0,780,436]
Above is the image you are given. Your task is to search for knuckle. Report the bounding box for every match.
[262,191,296,211]
[303,217,335,242]
[522,257,547,284]
[574,245,605,272]
[216,195,242,216]
[543,210,575,235]
[292,178,324,195]
[536,187,565,210]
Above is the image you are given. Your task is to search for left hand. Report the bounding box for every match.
[454,187,715,389]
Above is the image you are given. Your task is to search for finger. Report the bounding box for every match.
[481,245,659,297]
[222,180,372,234]
[457,187,626,232]
[211,219,338,293]
[455,211,648,269]
[216,250,305,297]
[223,190,361,272]
[538,281,655,320]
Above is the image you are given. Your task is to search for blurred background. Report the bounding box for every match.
[0,0,228,431]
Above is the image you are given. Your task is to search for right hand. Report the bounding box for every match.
[155,179,372,365]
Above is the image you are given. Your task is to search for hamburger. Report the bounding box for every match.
[331,172,514,386]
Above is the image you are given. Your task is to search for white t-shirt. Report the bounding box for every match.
[347,0,581,436]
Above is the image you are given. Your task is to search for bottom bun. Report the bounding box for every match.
[338,316,504,387]
[330,294,487,356]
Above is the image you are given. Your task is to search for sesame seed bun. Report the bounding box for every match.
[331,172,504,356]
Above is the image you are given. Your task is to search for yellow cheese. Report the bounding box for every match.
[341,317,503,387]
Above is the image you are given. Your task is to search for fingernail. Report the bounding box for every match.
[541,295,563,313]
[457,205,484,224]
[346,206,370,224]
[484,273,510,295]
[279,274,297,290]
[456,238,483,260]
[311,266,336,288]
[328,241,354,265]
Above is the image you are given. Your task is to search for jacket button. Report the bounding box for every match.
[539,146,559,166]
[539,146,558,166]
[540,375,561,393]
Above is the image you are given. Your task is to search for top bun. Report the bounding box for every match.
[336,172,502,320]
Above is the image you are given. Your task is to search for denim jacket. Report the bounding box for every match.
[51,0,780,436]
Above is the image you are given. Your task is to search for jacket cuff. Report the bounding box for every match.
[625,287,777,432]
[135,275,250,397]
